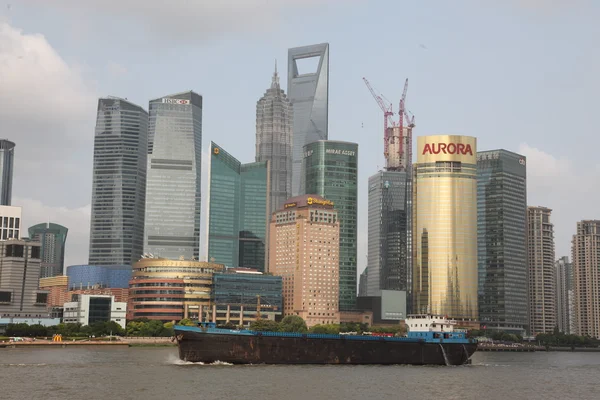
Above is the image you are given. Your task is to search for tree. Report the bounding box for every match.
[249,319,280,332]
[178,318,196,327]
[279,315,308,333]
[309,324,340,334]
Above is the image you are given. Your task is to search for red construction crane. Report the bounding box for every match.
[363,77,395,159]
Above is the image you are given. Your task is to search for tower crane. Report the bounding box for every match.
[362,77,396,159]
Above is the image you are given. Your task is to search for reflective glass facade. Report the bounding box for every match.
[256,66,293,214]
[89,98,148,266]
[302,141,357,311]
[208,142,269,270]
[28,223,68,278]
[0,140,15,206]
[288,43,329,196]
[212,272,282,312]
[477,149,528,334]
[413,135,478,320]
[366,170,410,297]
[67,264,132,290]
[144,91,203,260]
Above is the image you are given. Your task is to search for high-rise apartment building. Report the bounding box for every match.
[144,91,203,260]
[256,64,293,214]
[365,170,410,297]
[0,140,15,206]
[477,150,528,335]
[527,206,556,335]
[571,220,600,338]
[555,256,573,334]
[28,223,68,278]
[208,142,270,270]
[288,43,329,196]
[269,195,340,327]
[302,140,357,310]
[412,135,478,321]
[89,98,148,266]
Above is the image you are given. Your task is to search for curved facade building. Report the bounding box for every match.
[412,135,478,321]
[0,139,15,206]
[128,258,224,321]
[67,264,132,290]
[28,222,68,278]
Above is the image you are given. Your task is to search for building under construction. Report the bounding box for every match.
[362,78,414,306]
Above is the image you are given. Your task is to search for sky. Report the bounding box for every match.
[2,0,599,272]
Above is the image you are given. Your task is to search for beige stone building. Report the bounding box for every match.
[269,195,340,327]
[527,206,556,335]
[571,220,600,339]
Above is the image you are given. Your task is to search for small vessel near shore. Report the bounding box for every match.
[174,314,477,366]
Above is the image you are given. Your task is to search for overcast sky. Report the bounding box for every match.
[2,0,599,272]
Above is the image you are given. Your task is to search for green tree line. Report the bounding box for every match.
[249,316,406,335]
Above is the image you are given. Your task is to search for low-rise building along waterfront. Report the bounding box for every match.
[269,195,340,327]
[63,294,127,329]
[128,258,225,322]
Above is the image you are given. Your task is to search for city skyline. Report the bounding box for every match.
[5,1,600,274]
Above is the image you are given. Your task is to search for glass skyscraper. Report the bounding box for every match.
[208,142,269,271]
[302,140,358,311]
[89,98,148,266]
[366,170,410,297]
[144,91,203,260]
[477,149,528,335]
[256,64,293,214]
[288,43,329,196]
[28,222,68,278]
[0,139,15,206]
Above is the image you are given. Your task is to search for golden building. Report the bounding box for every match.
[412,135,478,321]
[269,195,340,327]
[128,258,225,322]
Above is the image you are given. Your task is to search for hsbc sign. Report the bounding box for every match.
[422,143,473,156]
[162,98,190,105]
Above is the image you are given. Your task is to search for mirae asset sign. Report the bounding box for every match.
[162,98,190,105]
[325,149,356,156]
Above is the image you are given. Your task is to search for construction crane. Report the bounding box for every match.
[362,77,395,159]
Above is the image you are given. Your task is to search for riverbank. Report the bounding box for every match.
[478,343,600,352]
[0,337,176,348]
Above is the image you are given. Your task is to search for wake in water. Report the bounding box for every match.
[166,353,232,366]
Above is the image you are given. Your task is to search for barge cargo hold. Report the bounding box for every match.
[174,314,477,366]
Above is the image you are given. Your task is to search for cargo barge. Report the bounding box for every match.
[174,314,477,366]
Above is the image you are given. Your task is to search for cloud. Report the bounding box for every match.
[0,21,97,205]
[107,61,128,77]
[518,143,599,257]
[15,197,91,268]
[20,0,345,41]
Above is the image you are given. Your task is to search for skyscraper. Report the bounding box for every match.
[302,140,357,311]
[571,220,600,338]
[555,256,573,334]
[412,135,478,321]
[527,206,556,335]
[89,98,148,266]
[288,43,329,196]
[28,222,68,278]
[207,142,270,270]
[477,150,528,335]
[269,195,340,327]
[144,91,203,260]
[0,139,15,206]
[366,170,410,297]
[256,63,293,214]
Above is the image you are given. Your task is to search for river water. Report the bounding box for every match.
[0,347,597,400]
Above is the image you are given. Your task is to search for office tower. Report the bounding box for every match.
[302,140,357,310]
[256,63,293,214]
[89,98,148,266]
[527,206,556,335]
[0,239,49,318]
[144,91,203,260]
[477,150,528,335]
[208,142,270,270]
[358,267,368,297]
[555,256,573,334]
[0,140,15,205]
[28,222,68,278]
[571,220,600,338]
[129,258,224,321]
[412,135,478,321]
[366,170,410,297]
[269,195,340,327]
[288,43,329,196]
[0,205,21,240]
